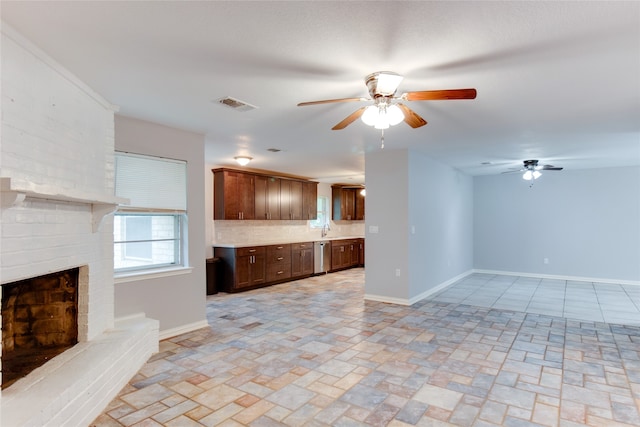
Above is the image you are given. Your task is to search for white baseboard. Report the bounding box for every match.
[408,269,474,305]
[364,269,474,306]
[473,269,640,286]
[159,319,210,340]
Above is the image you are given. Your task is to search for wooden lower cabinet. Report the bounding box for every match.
[215,238,364,292]
[291,242,314,278]
[330,239,360,271]
[215,246,266,292]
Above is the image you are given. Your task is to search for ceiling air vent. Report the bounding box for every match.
[216,96,258,112]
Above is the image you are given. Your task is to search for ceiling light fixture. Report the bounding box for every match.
[234,156,252,166]
[522,170,542,180]
[361,100,404,130]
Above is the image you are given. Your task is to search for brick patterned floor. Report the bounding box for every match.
[92,269,640,426]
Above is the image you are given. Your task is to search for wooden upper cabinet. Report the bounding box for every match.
[214,168,317,221]
[255,175,281,220]
[214,169,255,220]
[332,185,363,221]
[303,181,318,220]
[355,189,365,221]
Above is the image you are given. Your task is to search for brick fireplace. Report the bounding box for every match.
[1,24,158,426]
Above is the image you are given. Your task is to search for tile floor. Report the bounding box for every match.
[92,270,640,426]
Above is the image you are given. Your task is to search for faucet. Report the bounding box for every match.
[321,223,330,238]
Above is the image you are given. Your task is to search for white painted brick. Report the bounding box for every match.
[1,25,153,426]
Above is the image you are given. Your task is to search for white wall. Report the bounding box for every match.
[364,149,473,303]
[408,151,474,299]
[474,166,640,282]
[114,115,207,335]
[363,149,410,301]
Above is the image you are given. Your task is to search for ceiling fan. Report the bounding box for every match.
[504,159,564,180]
[297,71,477,130]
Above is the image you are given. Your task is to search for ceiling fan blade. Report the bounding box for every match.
[297,97,367,107]
[404,88,477,101]
[541,166,563,170]
[501,169,525,174]
[332,107,367,130]
[397,103,427,128]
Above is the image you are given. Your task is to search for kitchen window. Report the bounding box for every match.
[309,195,329,228]
[113,152,187,274]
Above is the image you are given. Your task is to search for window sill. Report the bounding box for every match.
[115,266,194,284]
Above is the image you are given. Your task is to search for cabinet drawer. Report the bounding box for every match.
[267,263,291,281]
[236,246,266,257]
[291,242,313,250]
[266,244,291,263]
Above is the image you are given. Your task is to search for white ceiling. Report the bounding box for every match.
[2,1,639,183]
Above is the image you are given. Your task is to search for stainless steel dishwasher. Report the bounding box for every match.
[314,241,331,274]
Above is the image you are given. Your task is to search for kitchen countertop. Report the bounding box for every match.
[213,236,364,248]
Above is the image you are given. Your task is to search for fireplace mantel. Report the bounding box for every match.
[0,177,129,232]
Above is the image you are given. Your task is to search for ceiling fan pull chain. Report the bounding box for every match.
[380,129,385,149]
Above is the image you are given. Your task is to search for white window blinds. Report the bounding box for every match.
[115,152,187,211]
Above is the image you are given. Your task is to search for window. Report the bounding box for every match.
[114,213,183,271]
[309,195,330,228]
[114,152,187,274]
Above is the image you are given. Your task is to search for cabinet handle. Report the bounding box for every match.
[277,270,283,275]
[277,257,283,261]
[249,249,256,253]
[277,246,283,249]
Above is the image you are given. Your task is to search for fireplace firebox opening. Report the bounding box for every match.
[2,267,79,389]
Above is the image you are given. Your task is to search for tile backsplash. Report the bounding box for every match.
[212,220,364,245]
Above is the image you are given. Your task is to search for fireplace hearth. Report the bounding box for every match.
[2,268,79,389]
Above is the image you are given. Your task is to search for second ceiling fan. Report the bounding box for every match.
[297,71,477,130]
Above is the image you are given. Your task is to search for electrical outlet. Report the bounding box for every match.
[544,258,549,264]
[395,268,401,277]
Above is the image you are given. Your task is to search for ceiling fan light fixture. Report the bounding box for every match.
[387,104,404,126]
[523,170,533,180]
[361,105,379,126]
[533,170,542,179]
[234,156,252,166]
[374,72,404,96]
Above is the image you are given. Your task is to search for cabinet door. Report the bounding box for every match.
[291,247,303,277]
[251,252,267,285]
[289,180,303,220]
[238,173,255,220]
[267,177,281,219]
[292,243,313,277]
[358,239,365,266]
[214,170,241,219]
[349,242,359,266]
[343,189,355,220]
[280,180,291,219]
[235,255,252,288]
[301,247,314,275]
[332,186,356,221]
[302,182,318,220]
[214,170,255,220]
[255,176,281,220]
[355,190,365,220]
[331,243,344,270]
